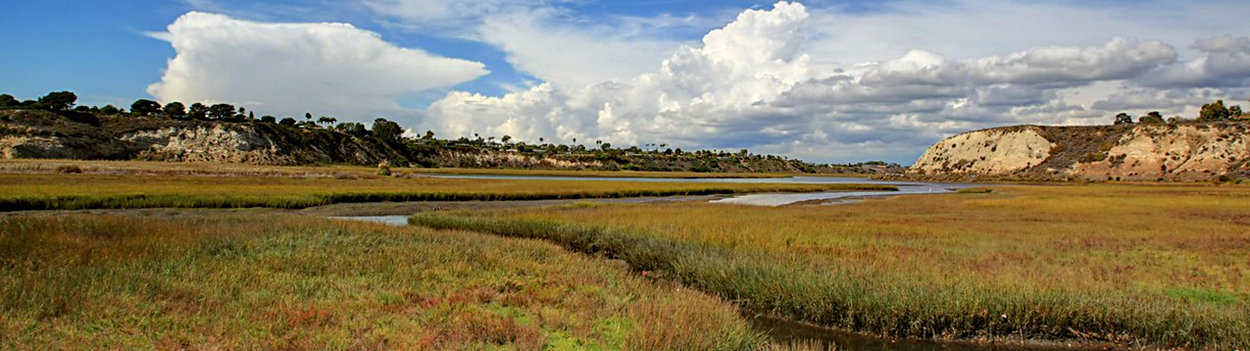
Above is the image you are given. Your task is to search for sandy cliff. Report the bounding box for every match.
[911,123,1250,181]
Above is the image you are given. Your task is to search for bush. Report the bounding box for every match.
[377,164,392,177]
[53,165,83,174]
[1080,152,1108,163]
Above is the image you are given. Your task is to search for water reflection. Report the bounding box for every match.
[329,215,409,226]
[713,183,971,206]
[753,316,1083,351]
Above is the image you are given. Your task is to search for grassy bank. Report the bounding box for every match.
[409,184,1250,349]
[0,172,895,211]
[0,159,855,179]
[407,167,797,179]
[0,214,768,350]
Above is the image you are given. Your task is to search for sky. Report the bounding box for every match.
[2,0,1250,164]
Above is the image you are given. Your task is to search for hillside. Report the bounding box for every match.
[0,109,893,174]
[909,122,1250,181]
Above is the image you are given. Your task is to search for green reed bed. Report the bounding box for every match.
[0,172,894,211]
[0,184,894,212]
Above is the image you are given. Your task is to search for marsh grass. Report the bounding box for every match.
[0,214,766,350]
[0,172,894,211]
[410,184,1250,349]
[408,167,801,179]
[0,159,810,179]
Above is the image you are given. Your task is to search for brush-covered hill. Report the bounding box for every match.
[909,121,1250,181]
[0,109,408,165]
[0,108,894,174]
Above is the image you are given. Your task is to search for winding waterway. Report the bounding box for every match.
[424,174,971,206]
[331,175,1014,350]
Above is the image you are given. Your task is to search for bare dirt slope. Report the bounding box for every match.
[910,122,1250,181]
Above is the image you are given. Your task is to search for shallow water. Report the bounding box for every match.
[712,182,973,206]
[752,316,1082,351]
[329,215,409,226]
[426,174,969,206]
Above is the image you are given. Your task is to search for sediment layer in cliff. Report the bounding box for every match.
[910,122,1250,181]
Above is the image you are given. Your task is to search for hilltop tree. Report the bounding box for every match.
[208,103,236,120]
[188,103,207,119]
[305,112,313,121]
[1139,111,1165,124]
[99,105,120,115]
[501,135,512,144]
[163,102,187,119]
[260,115,276,123]
[336,122,368,137]
[1199,100,1230,121]
[423,130,435,140]
[0,94,20,108]
[1114,112,1134,125]
[39,91,78,110]
[372,118,402,142]
[279,117,296,126]
[318,116,337,128]
[131,99,162,116]
[1230,105,1243,118]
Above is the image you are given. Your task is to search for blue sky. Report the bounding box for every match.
[1,0,898,107]
[3,0,1249,163]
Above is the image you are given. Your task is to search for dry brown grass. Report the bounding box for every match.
[411,183,1250,348]
[0,214,766,350]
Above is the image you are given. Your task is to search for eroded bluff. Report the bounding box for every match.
[910,123,1250,181]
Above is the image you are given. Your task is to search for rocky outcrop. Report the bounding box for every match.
[910,122,1250,181]
[911,127,1054,176]
[0,109,410,166]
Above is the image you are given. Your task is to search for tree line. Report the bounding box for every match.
[0,90,898,172]
[1113,97,1248,125]
[0,91,406,142]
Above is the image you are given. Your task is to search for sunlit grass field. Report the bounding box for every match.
[411,184,1250,348]
[0,161,893,211]
[0,214,768,350]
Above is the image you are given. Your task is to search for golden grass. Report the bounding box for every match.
[0,163,895,211]
[0,214,766,350]
[0,159,846,179]
[408,167,797,179]
[410,183,1250,348]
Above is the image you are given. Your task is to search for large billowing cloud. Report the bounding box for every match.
[147,12,488,121]
[422,2,1249,163]
[476,10,688,90]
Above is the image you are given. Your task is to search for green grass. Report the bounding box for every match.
[409,184,1250,349]
[0,172,895,211]
[0,214,767,350]
[407,167,797,179]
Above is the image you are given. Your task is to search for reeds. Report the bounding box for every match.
[408,183,1250,349]
[0,214,767,349]
[0,172,893,211]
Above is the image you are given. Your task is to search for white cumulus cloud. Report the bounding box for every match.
[424,2,1240,163]
[147,12,488,122]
